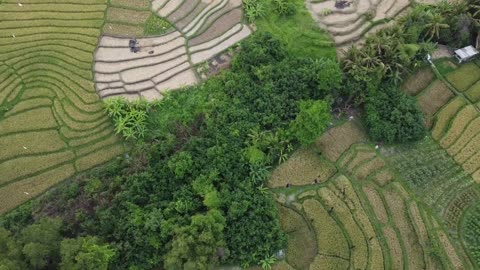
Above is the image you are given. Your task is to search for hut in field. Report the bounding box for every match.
[454,45,479,63]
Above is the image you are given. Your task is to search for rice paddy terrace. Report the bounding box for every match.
[94,0,252,100]
[0,0,125,214]
[0,0,251,214]
[268,60,480,269]
[306,0,410,51]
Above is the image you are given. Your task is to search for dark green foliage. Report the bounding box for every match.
[164,210,226,270]
[59,236,115,270]
[290,100,332,145]
[365,86,426,144]
[1,33,339,269]
[272,0,296,16]
[144,14,171,36]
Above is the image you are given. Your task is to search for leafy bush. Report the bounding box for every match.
[365,86,426,144]
[243,0,267,22]
[104,98,155,140]
[272,0,296,16]
[290,100,332,145]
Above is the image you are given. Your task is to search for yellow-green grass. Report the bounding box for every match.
[337,147,356,168]
[465,81,480,103]
[345,150,376,172]
[439,105,477,148]
[0,151,75,186]
[309,255,349,270]
[363,185,388,225]
[277,204,317,269]
[384,189,426,269]
[332,176,384,269]
[110,0,150,9]
[462,151,480,174]
[382,226,404,270]
[107,7,150,25]
[60,120,113,140]
[401,67,435,96]
[315,121,368,162]
[75,143,125,172]
[417,80,454,128]
[447,117,480,156]
[472,169,480,183]
[409,201,442,269]
[446,62,480,92]
[0,108,58,135]
[0,130,67,162]
[103,22,144,37]
[298,190,319,200]
[0,164,75,215]
[437,231,465,269]
[0,0,123,213]
[4,97,52,117]
[432,97,466,140]
[52,101,108,131]
[302,198,350,258]
[353,157,386,180]
[318,187,368,269]
[7,51,93,73]
[69,127,116,147]
[0,78,22,104]
[271,261,295,270]
[269,147,336,188]
[371,169,395,186]
[255,0,335,59]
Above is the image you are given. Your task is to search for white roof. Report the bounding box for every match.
[454,45,479,59]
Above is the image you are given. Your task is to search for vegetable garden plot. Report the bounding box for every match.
[94,0,251,100]
[0,0,124,214]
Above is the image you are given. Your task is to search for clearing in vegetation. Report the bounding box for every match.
[95,0,252,100]
[0,0,124,214]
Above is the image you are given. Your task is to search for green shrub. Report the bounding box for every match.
[365,86,426,144]
[104,98,155,140]
[272,0,296,16]
[243,0,267,22]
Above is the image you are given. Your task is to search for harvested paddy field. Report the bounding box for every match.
[94,0,252,100]
[0,0,124,214]
[306,0,411,52]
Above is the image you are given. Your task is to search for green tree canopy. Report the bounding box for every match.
[59,236,116,270]
[290,100,332,145]
[164,209,227,270]
[20,218,63,269]
[365,86,426,144]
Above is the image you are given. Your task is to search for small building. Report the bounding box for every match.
[454,45,479,63]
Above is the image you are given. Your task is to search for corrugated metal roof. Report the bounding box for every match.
[454,45,479,59]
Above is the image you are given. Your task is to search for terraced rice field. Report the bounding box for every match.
[306,0,410,51]
[0,0,125,214]
[270,121,475,269]
[94,0,251,100]
[396,64,480,267]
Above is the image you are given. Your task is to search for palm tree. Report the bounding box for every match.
[259,255,276,270]
[424,12,450,40]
